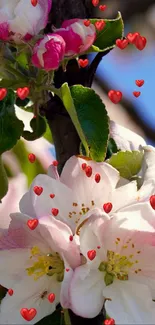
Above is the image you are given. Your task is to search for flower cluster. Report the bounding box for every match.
[0,130,155,324]
[0,1,96,72]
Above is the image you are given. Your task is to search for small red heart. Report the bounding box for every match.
[52,160,58,166]
[66,268,70,272]
[133,91,141,98]
[20,308,37,321]
[31,0,38,6]
[108,90,122,104]
[8,288,14,296]
[78,59,89,68]
[99,5,107,11]
[17,87,30,100]
[135,80,144,87]
[84,20,91,27]
[50,193,55,199]
[95,20,106,31]
[0,88,7,101]
[48,293,55,303]
[150,195,155,210]
[27,219,39,230]
[134,35,147,50]
[116,39,129,50]
[104,318,115,325]
[126,32,140,44]
[92,0,99,7]
[28,153,36,163]
[103,202,113,213]
[33,186,43,196]
[51,208,59,216]
[87,249,96,261]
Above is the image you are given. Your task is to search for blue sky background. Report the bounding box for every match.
[91,26,155,145]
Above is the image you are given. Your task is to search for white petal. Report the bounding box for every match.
[29,174,77,230]
[61,156,119,208]
[60,258,74,309]
[47,164,59,180]
[0,275,60,324]
[111,181,138,212]
[104,280,155,324]
[70,264,105,318]
[38,216,81,269]
[110,121,146,151]
[19,192,36,217]
[0,248,30,288]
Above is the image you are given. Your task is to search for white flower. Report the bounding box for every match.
[0,212,80,324]
[69,207,155,324]
[19,155,141,233]
[110,121,146,151]
[0,0,52,41]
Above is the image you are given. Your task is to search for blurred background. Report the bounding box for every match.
[92,0,155,145]
[1,0,154,222]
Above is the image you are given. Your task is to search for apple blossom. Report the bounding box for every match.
[31,34,66,71]
[0,0,52,41]
[0,212,80,324]
[110,121,146,151]
[69,207,155,324]
[19,155,142,233]
[56,19,96,56]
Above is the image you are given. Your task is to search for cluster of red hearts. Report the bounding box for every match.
[108,79,145,104]
[0,87,29,101]
[116,32,147,51]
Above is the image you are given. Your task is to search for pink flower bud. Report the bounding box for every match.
[0,0,52,42]
[31,34,66,71]
[56,19,96,56]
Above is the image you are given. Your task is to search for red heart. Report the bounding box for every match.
[133,91,141,98]
[27,219,39,230]
[51,208,59,216]
[28,153,36,163]
[116,39,129,50]
[135,79,144,87]
[50,193,55,199]
[87,250,96,261]
[108,90,122,104]
[104,318,115,325]
[33,186,43,196]
[99,5,107,11]
[103,202,113,213]
[95,20,106,31]
[20,308,37,321]
[31,0,38,6]
[17,87,30,100]
[92,0,99,7]
[126,32,140,44]
[134,35,147,50]
[0,88,7,101]
[66,268,70,272]
[48,293,55,303]
[8,288,14,296]
[150,195,155,210]
[84,20,91,27]
[78,59,89,68]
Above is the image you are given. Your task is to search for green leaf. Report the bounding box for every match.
[12,140,46,186]
[0,90,24,155]
[106,138,119,159]
[90,12,124,52]
[22,115,46,141]
[64,309,71,325]
[0,79,27,89]
[70,85,109,161]
[0,156,8,200]
[107,150,144,179]
[16,97,30,107]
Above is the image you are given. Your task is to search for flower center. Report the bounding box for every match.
[99,249,139,286]
[26,246,64,282]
